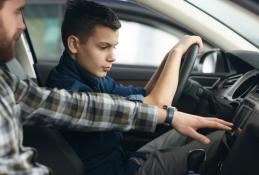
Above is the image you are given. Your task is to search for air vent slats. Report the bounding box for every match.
[222,74,242,88]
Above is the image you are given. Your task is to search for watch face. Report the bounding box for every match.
[164,106,176,126]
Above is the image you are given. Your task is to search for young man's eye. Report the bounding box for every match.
[15,10,21,15]
[99,45,109,50]
[16,7,24,15]
[99,44,117,50]
[100,46,108,50]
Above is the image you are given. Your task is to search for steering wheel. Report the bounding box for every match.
[172,44,199,105]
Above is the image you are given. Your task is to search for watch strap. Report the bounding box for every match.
[163,105,177,126]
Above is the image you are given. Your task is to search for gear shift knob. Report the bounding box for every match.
[187,149,206,175]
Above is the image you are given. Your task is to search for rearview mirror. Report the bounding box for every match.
[193,49,228,73]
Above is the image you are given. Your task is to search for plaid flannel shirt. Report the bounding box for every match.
[0,69,157,174]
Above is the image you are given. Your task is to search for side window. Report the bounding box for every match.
[23,4,64,61]
[23,3,185,66]
[116,20,181,66]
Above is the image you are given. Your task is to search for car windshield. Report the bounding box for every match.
[186,0,259,48]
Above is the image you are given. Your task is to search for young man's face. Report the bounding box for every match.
[0,0,26,63]
[75,25,118,77]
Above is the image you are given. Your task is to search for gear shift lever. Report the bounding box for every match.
[187,149,206,175]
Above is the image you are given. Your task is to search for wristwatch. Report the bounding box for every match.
[163,105,177,126]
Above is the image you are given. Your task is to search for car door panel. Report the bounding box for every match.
[108,64,155,87]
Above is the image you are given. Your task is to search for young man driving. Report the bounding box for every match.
[46,1,232,175]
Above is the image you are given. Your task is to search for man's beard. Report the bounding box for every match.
[0,38,16,63]
[0,16,21,64]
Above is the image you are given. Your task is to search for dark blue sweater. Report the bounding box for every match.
[46,51,146,175]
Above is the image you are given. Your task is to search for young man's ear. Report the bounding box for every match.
[67,35,80,54]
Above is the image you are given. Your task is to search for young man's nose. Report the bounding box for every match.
[106,52,116,62]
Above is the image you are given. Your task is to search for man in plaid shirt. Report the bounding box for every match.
[0,0,232,174]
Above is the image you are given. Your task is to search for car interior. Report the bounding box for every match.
[5,33,259,175]
[2,0,258,175]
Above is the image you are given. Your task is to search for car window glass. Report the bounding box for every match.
[23,4,64,61]
[116,20,180,66]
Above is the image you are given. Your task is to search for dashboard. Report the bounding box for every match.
[221,51,259,129]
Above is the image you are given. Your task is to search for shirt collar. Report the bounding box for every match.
[59,51,100,88]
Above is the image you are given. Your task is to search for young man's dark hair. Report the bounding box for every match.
[61,0,121,51]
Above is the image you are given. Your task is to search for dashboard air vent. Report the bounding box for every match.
[222,74,242,88]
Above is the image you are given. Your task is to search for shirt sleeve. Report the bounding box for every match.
[12,74,157,133]
[101,76,146,97]
[0,113,51,174]
[0,70,51,174]
[0,70,157,174]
